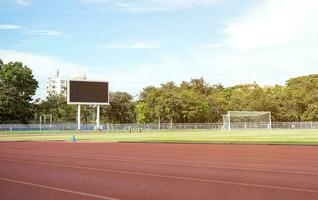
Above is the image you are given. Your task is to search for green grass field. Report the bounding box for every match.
[1,129,318,145]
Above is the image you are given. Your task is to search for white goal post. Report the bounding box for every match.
[222,111,271,131]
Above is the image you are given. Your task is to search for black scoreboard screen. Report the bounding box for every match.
[67,80,109,104]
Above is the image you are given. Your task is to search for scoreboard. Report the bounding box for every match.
[67,80,109,105]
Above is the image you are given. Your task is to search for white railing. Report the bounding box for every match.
[1,122,318,132]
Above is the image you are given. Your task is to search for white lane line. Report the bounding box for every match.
[4,148,318,166]
[2,151,318,176]
[1,158,318,194]
[0,177,119,200]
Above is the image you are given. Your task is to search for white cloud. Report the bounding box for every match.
[2,0,318,99]
[0,24,21,30]
[193,47,318,87]
[0,24,63,37]
[223,0,318,50]
[157,2,318,87]
[16,0,30,6]
[97,42,161,49]
[1,44,317,101]
[65,10,92,14]
[23,29,63,37]
[83,0,111,3]
[0,49,170,99]
[202,0,318,85]
[89,57,204,95]
[0,50,202,99]
[84,0,220,12]
[0,50,84,98]
[205,42,225,49]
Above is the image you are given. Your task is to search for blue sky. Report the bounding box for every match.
[1,0,318,98]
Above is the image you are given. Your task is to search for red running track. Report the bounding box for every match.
[1,142,318,200]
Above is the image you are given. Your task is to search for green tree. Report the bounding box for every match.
[0,60,38,123]
[180,78,211,95]
[206,85,228,122]
[102,92,136,123]
[38,94,77,123]
[178,90,208,123]
[136,75,318,123]
[302,104,318,121]
[135,102,147,123]
[137,79,211,123]
[286,74,318,121]
[137,86,165,123]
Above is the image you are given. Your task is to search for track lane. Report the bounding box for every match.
[1,159,317,200]
[1,152,318,192]
[2,146,318,174]
[1,142,318,200]
[0,177,119,200]
[2,150,318,176]
[1,158,318,193]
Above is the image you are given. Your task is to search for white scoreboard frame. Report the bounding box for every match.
[67,80,110,105]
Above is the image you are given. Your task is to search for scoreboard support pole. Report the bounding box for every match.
[96,104,100,129]
[77,105,81,130]
[68,80,109,131]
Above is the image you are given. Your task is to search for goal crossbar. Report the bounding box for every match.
[222,111,271,131]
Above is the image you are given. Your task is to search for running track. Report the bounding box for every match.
[0,142,318,200]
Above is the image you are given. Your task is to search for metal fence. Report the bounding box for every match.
[1,122,318,132]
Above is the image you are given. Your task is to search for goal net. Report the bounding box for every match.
[222,111,271,131]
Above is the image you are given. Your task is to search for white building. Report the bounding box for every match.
[70,72,87,80]
[46,70,67,97]
[46,71,87,98]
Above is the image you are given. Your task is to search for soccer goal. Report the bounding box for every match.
[222,111,271,131]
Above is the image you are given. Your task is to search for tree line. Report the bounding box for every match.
[1,60,318,124]
[136,76,318,123]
